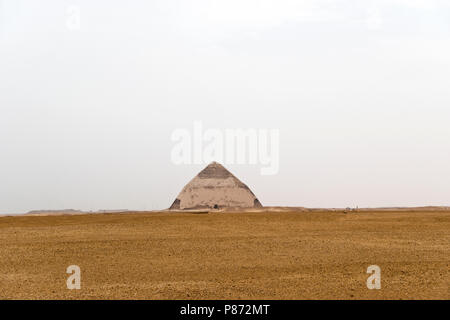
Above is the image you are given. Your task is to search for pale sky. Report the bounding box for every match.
[1,0,449,213]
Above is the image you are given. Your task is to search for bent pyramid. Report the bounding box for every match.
[170,162,263,210]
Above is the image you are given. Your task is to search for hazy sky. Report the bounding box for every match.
[1,0,449,213]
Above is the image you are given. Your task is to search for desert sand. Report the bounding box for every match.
[0,209,448,299]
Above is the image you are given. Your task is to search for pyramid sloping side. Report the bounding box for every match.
[170,162,262,210]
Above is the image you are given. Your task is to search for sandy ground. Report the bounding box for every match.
[0,210,448,299]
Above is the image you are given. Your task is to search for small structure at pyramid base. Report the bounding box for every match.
[170,162,263,210]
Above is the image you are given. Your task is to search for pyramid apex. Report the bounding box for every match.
[198,161,231,178]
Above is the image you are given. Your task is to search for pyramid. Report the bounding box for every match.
[170,162,263,210]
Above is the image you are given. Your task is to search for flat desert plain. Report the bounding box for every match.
[0,210,448,299]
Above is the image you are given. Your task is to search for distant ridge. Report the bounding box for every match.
[26,209,85,216]
[23,209,129,216]
[0,206,448,218]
